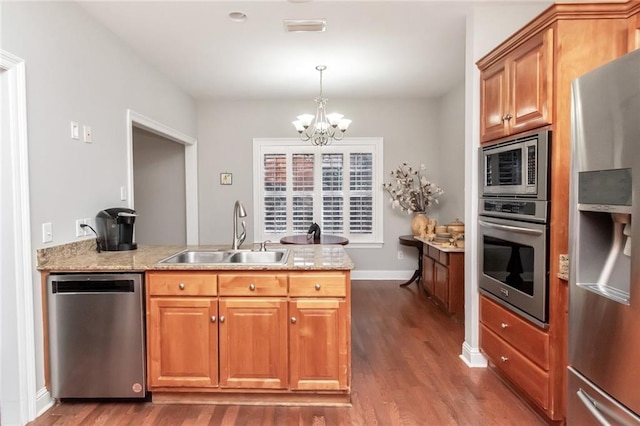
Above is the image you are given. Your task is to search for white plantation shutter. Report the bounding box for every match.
[349,153,373,234]
[263,153,287,234]
[254,138,383,246]
[322,153,344,234]
[292,153,315,232]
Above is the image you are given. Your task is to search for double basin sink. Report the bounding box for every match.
[160,248,290,265]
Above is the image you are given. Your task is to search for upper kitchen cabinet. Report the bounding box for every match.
[480,29,553,143]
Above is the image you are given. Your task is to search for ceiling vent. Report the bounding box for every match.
[283,19,327,33]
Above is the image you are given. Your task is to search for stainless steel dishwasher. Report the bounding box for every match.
[47,273,146,399]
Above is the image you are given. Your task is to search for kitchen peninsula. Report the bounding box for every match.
[38,241,354,405]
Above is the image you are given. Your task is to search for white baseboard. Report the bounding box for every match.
[36,387,53,418]
[459,341,488,368]
[351,270,413,280]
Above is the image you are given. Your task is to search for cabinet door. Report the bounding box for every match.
[422,255,435,295]
[434,261,449,309]
[148,297,218,388]
[290,299,348,390]
[219,297,288,389]
[480,60,509,143]
[508,29,553,135]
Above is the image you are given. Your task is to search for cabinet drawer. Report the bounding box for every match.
[147,271,217,296]
[481,324,549,410]
[218,273,288,296]
[480,296,549,370]
[427,245,448,265]
[289,273,346,297]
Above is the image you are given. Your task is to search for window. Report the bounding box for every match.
[253,138,383,246]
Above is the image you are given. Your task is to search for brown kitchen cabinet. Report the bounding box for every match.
[629,6,640,52]
[421,243,464,319]
[146,271,219,388]
[480,296,550,410]
[146,269,351,403]
[479,29,553,144]
[477,3,634,421]
[289,273,349,391]
[218,272,288,389]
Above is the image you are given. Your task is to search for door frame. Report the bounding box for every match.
[1,50,38,424]
[126,110,199,244]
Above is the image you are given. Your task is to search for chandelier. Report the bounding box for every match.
[292,65,351,146]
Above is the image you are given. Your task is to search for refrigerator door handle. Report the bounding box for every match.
[576,388,612,426]
[478,220,544,236]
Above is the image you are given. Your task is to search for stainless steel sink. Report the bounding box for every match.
[227,250,287,264]
[159,249,289,265]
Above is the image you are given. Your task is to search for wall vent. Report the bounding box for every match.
[283,19,327,33]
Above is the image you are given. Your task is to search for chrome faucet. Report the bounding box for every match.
[232,200,247,250]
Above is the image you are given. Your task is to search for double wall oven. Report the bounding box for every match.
[478,128,551,328]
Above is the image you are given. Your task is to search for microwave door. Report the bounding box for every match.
[484,146,524,195]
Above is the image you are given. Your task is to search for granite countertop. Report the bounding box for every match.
[415,236,465,253]
[37,240,355,272]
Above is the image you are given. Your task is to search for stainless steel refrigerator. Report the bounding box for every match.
[568,49,640,425]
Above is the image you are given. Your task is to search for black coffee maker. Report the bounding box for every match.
[96,207,138,251]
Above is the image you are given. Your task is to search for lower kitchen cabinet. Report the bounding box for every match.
[421,243,464,318]
[290,298,348,390]
[218,297,288,389]
[146,272,219,388]
[145,269,351,402]
[480,295,550,411]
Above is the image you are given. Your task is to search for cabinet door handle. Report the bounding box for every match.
[291,316,297,324]
[249,283,256,291]
[500,322,508,329]
[211,316,216,323]
[500,356,508,363]
[502,113,513,122]
[219,316,225,323]
[179,283,185,290]
[315,284,321,291]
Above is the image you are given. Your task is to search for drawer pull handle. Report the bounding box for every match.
[291,316,297,324]
[500,356,508,363]
[219,316,225,323]
[315,284,321,291]
[249,283,256,291]
[179,283,185,290]
[211,316,216,323]
[500,322,508,329]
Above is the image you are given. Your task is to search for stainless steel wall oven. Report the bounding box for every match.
[478,129,551,328]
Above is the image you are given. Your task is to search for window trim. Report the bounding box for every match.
[253,137,384,247]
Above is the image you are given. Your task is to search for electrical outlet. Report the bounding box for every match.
[75,219,85,237]
[83,218,93,236]
[397,250,404,260]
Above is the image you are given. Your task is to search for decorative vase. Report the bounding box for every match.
[411,212,429,239]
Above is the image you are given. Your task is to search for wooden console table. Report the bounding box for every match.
[398,235,423,288]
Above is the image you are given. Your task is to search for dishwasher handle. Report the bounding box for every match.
[51,278,135,294]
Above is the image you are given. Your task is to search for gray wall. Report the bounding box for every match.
[197,95,465,274]
[1,1,197,406]
[133,127,187,245]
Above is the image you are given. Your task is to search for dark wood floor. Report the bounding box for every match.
[30,280,547,426]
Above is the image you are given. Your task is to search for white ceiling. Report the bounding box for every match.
[77,1,547,101]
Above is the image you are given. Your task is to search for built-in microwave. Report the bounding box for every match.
[481,129,551,200]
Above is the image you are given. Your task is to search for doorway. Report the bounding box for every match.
[133,127,186,245]
[126,110,198,245]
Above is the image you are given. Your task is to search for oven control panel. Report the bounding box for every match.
[480,198,548,223]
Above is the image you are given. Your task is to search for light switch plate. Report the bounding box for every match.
[42,222,53,243]
[83,125,93,143]
[70,121,79,140]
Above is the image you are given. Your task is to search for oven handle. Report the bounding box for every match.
[478,220,544,236]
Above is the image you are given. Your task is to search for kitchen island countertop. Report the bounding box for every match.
[37,240,355,272]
